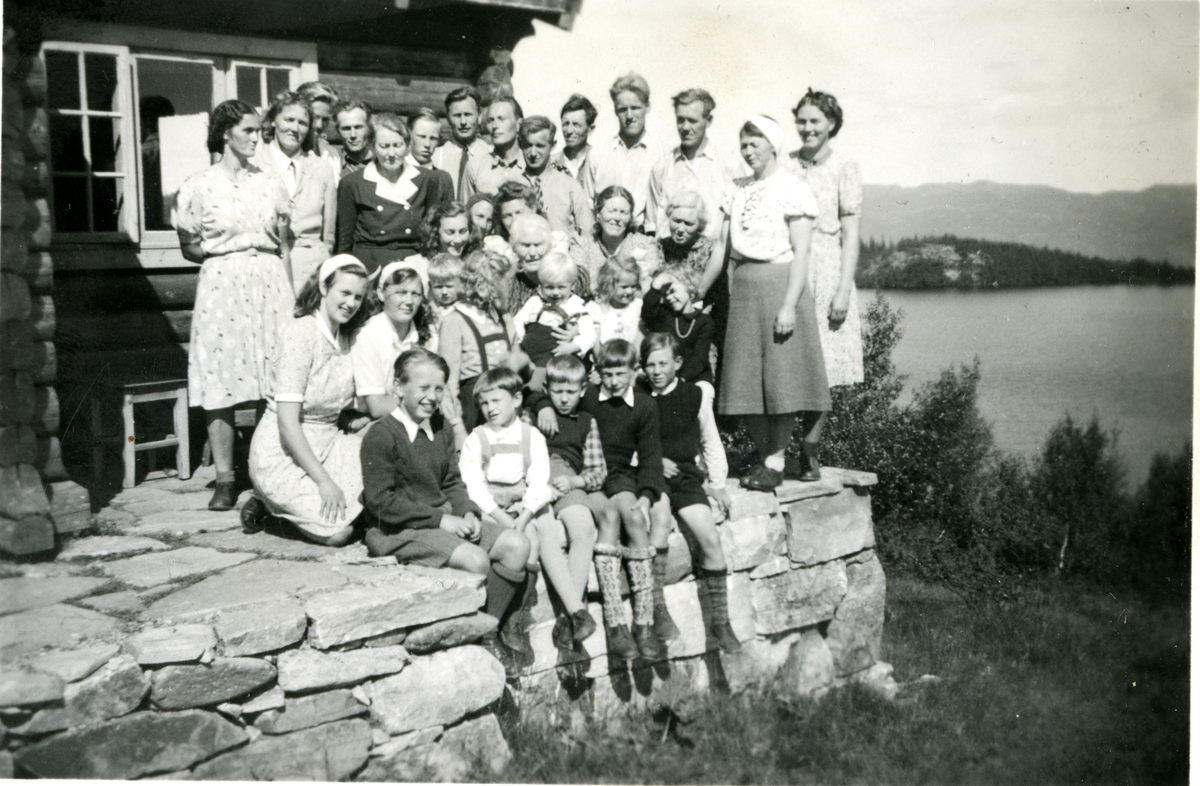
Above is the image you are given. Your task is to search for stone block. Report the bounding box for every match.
[255,689,366,734]
[852,661,899,700]
[76,591,145,615]
[774,475,844,504]
[722,631,802,693]
[367,646,505,735]
[126,624,216,666]
[189,529,339,560]
[362,629,408,648]
[663,529,694,584]
[829,466,878,488]
[438,714,511,775]
[749,555,790,579]
[215,600,307,656]
[717,513,785,572]
[359,741,469,783]
[150,657,276,710]
[188,718,370,781]
[0,575,109,616]
[32,642,120,682]
[128,509,241,536]
[0,513,54,555]
[370,725,442,758]
[723,481,780,520]
[47,480,90,533]
[404,612,497,654]
[101,547,257,589]
[14,709,247,779]
[0,463,50,518]
[240,685,285,714]
[785,489,874,566]
[305,571,485,649]
[0,668,62,705]
[57,535,167,562]
[276,645,410,694]
[140,559,352,623]
[825,552,886,677]
[0,603,122,660]
[60,654,150,724]
[752,563,847,635]
[782,629,835,697]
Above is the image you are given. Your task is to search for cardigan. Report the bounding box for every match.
[335,164,452,254]
[640,287,715,385]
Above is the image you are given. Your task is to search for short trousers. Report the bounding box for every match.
[549,454,588,515]
[602,470,638,499]
[379,517,505,568]
[664,462,710,512]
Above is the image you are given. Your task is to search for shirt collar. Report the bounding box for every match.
[269,140,297,171]
[490,144,524,170]
[672,138,716,163]
[482,416,522,439]
[391,404,435,442]
[611,132,648,152]
[314,312,340,349]
[363,161,420,207]
[597,386,636,407]
[650,379,678,397]
[792,145,832,166]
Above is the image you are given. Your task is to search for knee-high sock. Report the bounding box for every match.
[486,562,526,624]
[652,548,670,608]
[625,547,656,626]
[700,567,731,627]
[593,543,628,627]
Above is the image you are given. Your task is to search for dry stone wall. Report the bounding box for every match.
[0,466,887,780]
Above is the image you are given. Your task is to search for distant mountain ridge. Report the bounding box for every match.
[860,182,1196,268]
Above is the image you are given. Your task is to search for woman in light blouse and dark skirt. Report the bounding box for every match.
[713,115,829,491]
[335,113,453,273]
[173,100,293,511]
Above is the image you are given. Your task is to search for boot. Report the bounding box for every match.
[552,614,574,651]
[487,565,533,666]
[651,547,680,642]
[208,481,238,511]
[570,608,597,642]
[240,495,267,534]
[594,545,636,660]
[627,549,666,660]
[799,440,822,482]
[515,571,539,632]
[701,568,742,654]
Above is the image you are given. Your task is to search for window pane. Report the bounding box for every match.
[50,114,86,172]
[52,175,88,231]
[92,177,120,232]
[84,53,119,112]
[45,50,80,110]
[266,68,290,101]
[89,116,120,172]
[236,66,260,106]
[136,57,214,231]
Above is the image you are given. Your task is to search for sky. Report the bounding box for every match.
[510,0,1199,193]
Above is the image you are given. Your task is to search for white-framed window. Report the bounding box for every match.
[42,37,305,248]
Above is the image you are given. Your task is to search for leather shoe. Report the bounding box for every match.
[799,443,822,482]
[741,464,782,492]
[570,608,597,642]
[605,624,638,660]
[653,601,680,642]
[712,621,744,654]
[240,496,267,533]
[208,481,238,511]
[552,614,574,650]
[632,622,666,661]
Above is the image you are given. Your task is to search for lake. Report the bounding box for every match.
[863,286,1194,484]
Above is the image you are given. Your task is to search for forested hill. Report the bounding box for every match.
[861,182,1196,268]
[855,236,1195,289]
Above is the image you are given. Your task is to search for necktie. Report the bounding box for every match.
[456,142,470,201]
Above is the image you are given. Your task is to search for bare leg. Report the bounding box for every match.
[447,541,490,574]
[205,407,235,475]
[536,514,584,615]
[610,490,649,550]
[675,503,727,573]
[558,505,597,604]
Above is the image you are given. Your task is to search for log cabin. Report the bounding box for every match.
[0,0,581,540]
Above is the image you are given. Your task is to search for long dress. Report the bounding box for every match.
[785,147,865,386]
[249,314,364,539]
[173,164,293,410]
[717,169,830,416]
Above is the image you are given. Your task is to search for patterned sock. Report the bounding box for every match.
[593,544,628,627]
[625,548,657,625]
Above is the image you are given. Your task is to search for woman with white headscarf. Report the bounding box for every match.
[714,115,829,492]
[244,255,371,545]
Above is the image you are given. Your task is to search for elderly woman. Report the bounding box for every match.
[258,91,337,295]
[335,113,453,273]
[656,190,718,300]
[713,115,828,490]
[570,185,663,292]
[173,100,293,511]
[784,89,864,388]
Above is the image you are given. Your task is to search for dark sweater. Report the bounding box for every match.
[335,166,452,255]
[647,379,703,467]
[640,287,715,385]
[542,408,595,474]
[360,413,480,542]
[539,385,665,502]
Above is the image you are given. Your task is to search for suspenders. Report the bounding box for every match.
[476,423,533,476]
[459,310,512,373]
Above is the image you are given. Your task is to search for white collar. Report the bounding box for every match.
[314,312,340,349]
[390,404,435,442]
[482,417,522,439]
[650,379,678,397]
[269,140,298,171]
[597,386,636,407]
[363,161,419,208]
[611,132,649,151]
[672,138,716,163]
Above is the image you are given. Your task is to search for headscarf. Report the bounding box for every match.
[744,114,784,152]
[317,254,368,289]
[374,256,430,295]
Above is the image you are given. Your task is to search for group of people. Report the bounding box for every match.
[172,71,865,667]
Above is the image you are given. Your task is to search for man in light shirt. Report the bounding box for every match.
[583,72,657,232]
[431,86,492,200]
[553,93,597,184]
[464,96,526,197]
[516,116,593,238]
[336,100,373,178]
[646,88,732,242]
[297,81,342,183]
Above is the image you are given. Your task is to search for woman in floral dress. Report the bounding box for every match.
[570,185,663,293]
[173,100,293,511]
[784,89,864,387]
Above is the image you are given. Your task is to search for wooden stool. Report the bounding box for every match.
[91,379,191,489]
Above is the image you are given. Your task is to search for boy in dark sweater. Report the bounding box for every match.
[360,347,534,663]
[641,333,741,653]
[535,339,667,660]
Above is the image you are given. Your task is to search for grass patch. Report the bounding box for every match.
[497,573,1188,785]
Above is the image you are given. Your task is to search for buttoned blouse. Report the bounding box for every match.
[721,169,819,264]
[783,147,863,237]
[172,163,288,257]
[335,162,452,253]
[271,314,353,425]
